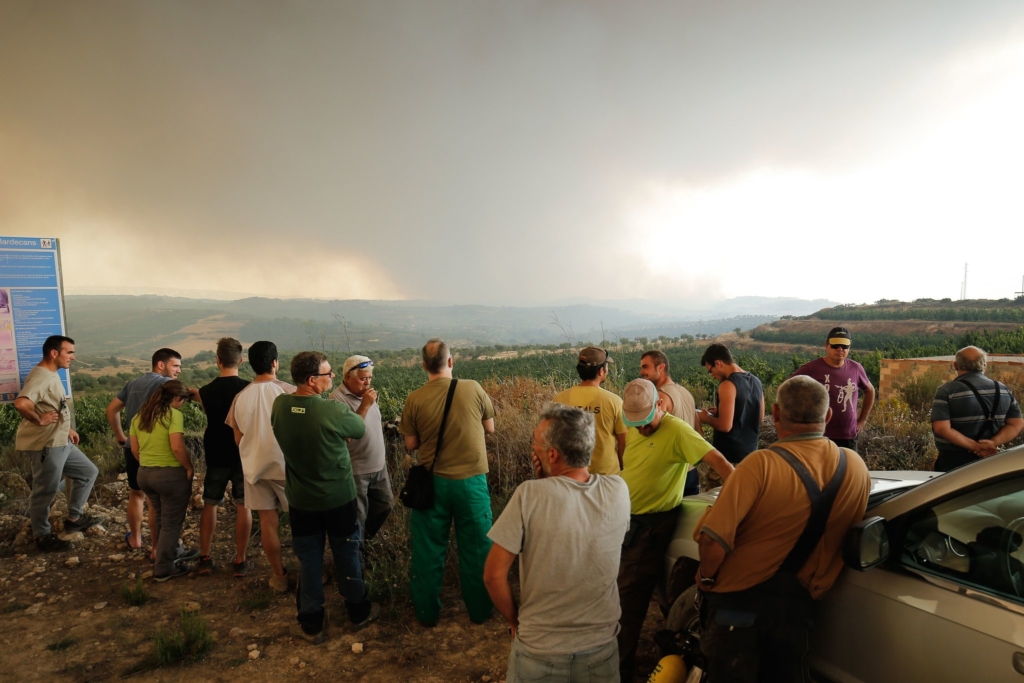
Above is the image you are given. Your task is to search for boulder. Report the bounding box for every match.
[0,472,30,499]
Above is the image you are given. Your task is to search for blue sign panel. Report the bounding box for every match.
[0,237,70,401]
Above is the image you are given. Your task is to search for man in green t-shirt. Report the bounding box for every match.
[400,338,496,627]
[14,335,101,552]
[271,351,378,643]
[616,378,734,680]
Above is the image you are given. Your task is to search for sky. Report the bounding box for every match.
[2,1,1024,307]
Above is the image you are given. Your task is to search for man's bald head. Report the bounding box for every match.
[422,338,451,374]
[954,346,987,374]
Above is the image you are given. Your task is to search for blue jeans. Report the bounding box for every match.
[290,501,371,632]
[507,638,619,683]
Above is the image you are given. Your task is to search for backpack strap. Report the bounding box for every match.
[955,376,1002,438]
[429,379,459,474]
[770,444,848,575]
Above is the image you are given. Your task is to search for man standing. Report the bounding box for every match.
[791,327,875,449]
[698,343,764,479]
[329,355,393,542]
[640,349,701,494]
[552,347,628,475]
[484,404,630,683]
[400,338,496,627]
[15,335,100,552]
[195,338,251,578]
[617,379,734,680]
[226,341,293,592]
[105,348,186,552]
[931,346,1024,472]
[694,376,871,682]
[272,351,378,642]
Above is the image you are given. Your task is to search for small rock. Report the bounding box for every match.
[351,642,363,653]
[248,649,260,660]
[289,657,300,665]
[183,601,200,613]
[229,627,244,638]
[117,473,128,481]
[141,571,153,580]
[65,557,79,567]
[25,603,42,615]
[85,525,107,537]
[94,602,107,610]
[482,677,492,682]
[79,611,90,617]
[127,572,136,580]
[247,643,257,651]
[34,592,45,599]
[58,531,84,542]
[299,662,306,669]
[108,554,125,562]
[190,495,203,509]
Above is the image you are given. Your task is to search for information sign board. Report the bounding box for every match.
[0,237,71,402]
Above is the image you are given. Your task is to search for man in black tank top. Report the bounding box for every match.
[698,344,764,475]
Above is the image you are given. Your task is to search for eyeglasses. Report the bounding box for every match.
[347,360,373,374]
[313,371,336,377]
[829,344,850,350]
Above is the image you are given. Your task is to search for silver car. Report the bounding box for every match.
[661,446,1024,682]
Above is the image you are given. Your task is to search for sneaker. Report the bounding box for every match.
[154,562,192,582]
[352,602,380,630]
[195,556,214,576]
[35,533,72,553]
[63,514,103,532]
[291,607,329,644]
[232,558,255,578]
[269,569,289,593]
[173,545,200,565]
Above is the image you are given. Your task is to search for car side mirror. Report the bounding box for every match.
[843,516,890,571]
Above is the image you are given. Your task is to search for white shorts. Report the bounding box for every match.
[243,479,289,512]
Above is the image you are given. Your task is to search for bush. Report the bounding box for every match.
[121,578,150,606]
[894,369,948,416]
[152,609,213,666]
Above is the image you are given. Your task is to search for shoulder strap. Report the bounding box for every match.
[429,379,459,473]
[955,376,1001,435]
[770,444,848,575]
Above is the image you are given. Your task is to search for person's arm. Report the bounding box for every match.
[701,449,734,481]
[482,417,495,435]
[130,434,141,460]
[759,394,765,424]
[977,417,1024,454]
[658,390,675,416]
[699,381,735,432]
[616,432,626,470]
[696,532,728,589]
[105,397,127,445]
[232,425,244,446]
[932,420,984,454]
[354,388,378,419]
[68,428,79,446]
[405,435,420,452]
[857,383,876,434]
[169,433,194,479]
[483,543,519,638]
[13,397,59,426]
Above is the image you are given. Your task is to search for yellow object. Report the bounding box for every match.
[646,654,688,683]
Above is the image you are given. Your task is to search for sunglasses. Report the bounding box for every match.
[829,344,850,350]
[349,360,374,373]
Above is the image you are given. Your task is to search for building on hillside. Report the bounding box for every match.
[879,354,1024,402]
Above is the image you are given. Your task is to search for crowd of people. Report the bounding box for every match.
[10,327,1022,682]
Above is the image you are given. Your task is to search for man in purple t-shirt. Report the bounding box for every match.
[791,326,876,449]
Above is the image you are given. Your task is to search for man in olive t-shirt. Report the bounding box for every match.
[552,347,627,475]
[400,338,496,627]
[271,351,377,642]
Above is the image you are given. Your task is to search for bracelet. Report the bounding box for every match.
[698,568,716,586]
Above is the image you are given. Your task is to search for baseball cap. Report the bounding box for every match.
[826,327,851,347]
[578,346,613,367]
[342,355,373,376]
[622,379,658,427]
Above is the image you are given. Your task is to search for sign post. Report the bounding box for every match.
[0,236,72,404]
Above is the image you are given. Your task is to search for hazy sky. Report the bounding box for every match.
[2,1,1023,306]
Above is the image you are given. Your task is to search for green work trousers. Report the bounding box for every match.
[410,473,494,625]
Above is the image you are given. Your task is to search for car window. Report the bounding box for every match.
[901,476,1024,605]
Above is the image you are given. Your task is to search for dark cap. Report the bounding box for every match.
[827,327,851,346]
[577,346,613,367]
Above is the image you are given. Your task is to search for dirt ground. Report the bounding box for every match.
[0,478,667,683]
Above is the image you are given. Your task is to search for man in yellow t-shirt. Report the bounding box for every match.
[616,379,734,681]
[552,347,627,475]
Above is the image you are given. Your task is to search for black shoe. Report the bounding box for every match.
[154,562,192,582]
[173,545,200,565]
[35,533,72,553]
[352,603,380,630]
[63,514,103,532]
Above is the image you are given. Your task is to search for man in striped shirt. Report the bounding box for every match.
[931,346,1023,472]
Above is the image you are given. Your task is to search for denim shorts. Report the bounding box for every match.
[203,466,245,505]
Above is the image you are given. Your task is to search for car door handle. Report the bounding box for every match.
[1014,652,1024,675]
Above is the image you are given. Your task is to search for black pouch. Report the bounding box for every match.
[399,464,435,510]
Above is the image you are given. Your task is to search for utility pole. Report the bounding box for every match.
[1016,275,1024,300]
[960,263,968,300]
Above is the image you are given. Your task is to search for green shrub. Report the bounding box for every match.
[121,578,150,606]
[152,609,213,666]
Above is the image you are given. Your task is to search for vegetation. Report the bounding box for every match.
[808,301,1024,323]
[46,636,80,652]
[151,609,214,666]
[120,578,150,606]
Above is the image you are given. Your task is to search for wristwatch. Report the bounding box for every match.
[699,568,716,587]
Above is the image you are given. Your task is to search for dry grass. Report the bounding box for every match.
[859,397,937,471]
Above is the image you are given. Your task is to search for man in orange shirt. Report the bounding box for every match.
[694,375,870,683]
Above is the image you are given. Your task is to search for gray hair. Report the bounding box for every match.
[776,375,829,425]
[954,346,987,373]
[422,338,450,374]
[538,403,595,469]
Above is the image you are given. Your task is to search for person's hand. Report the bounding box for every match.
[856,418,868,434]
[508,622,518,640]
[975,439,999,457]
[38,410,59,426]
[531,451,544,479]
[69,429,80,445]
[706,406,718,417]
[116,436,127,446]
[185,468,194,481]
[360,388,378,410]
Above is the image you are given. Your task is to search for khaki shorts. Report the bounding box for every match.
[243,479,289,512]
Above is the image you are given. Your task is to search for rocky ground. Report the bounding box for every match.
[0,474,667,682]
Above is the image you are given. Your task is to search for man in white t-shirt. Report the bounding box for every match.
[484,403,630,683]
[226,341,294,592]
[329,355,393,542]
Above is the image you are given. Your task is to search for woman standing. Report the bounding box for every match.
[131,380,197,581]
